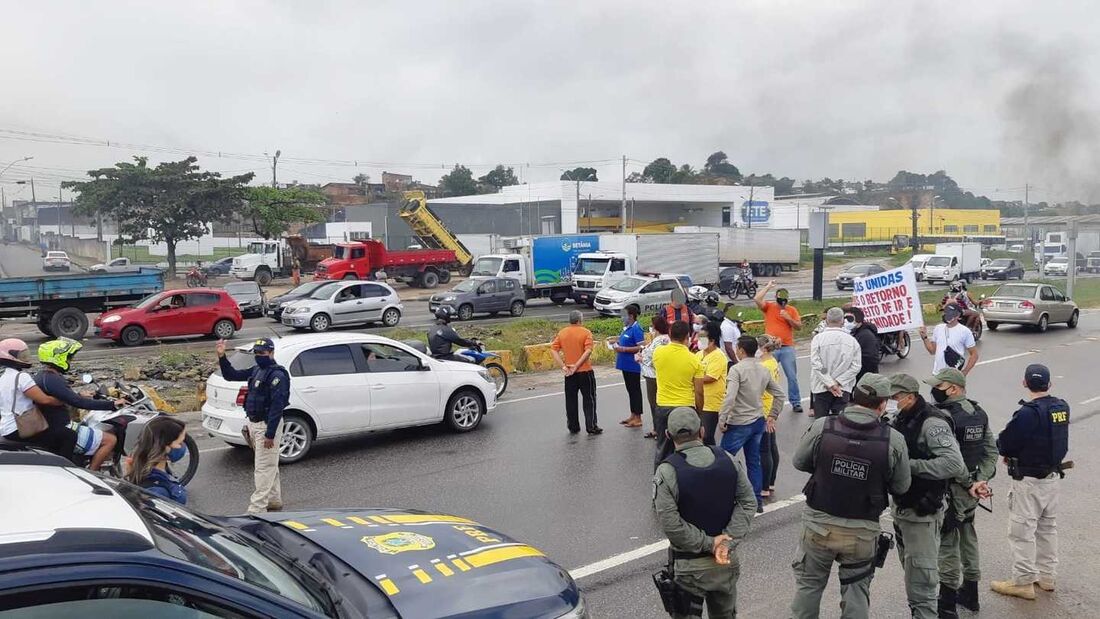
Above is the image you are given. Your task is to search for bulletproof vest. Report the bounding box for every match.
[891,402,953,515]
[939,399,989,472]
[664,447,738,537]
[243,365,285,419]
[1013,396,1070,477]
[804,415,891,521]
[662,305,693,327]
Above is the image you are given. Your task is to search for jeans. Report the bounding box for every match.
[720,417,765,501]
[564,370,598,433]
[774,345,802,406]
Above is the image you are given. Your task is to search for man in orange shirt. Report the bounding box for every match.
[551,310,601,435]
[754,281,804,413]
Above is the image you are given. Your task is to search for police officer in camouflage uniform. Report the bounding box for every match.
[926,368,997,617]
[653,407,757,618]
[887,374,967,619]
[790,373,911,619]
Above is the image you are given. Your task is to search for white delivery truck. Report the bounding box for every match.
[923,242,983,284]
[468,234,598,304]
[673,226,800,276]
[570,233,720,305]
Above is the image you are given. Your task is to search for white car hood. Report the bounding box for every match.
[596,289,635,301]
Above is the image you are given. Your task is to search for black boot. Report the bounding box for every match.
[938,584,959,619]
[957,579,979,612]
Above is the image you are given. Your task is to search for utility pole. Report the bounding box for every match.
[1024,183,1030,249]
[271,150,281,188]
[910,194,919,252]
[621,155,627,233]
[746,185,755,229]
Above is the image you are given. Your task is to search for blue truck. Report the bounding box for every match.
[467,234,599,304]
[0,268,164,340]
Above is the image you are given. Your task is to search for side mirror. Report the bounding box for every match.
[82,373,93,384]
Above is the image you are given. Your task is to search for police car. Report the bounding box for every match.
[0,449,587,618]
[592,273,692,316]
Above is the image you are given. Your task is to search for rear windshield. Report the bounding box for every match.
[993,284,1036,298]
[224,282,259,295]
[990,259,1012,266]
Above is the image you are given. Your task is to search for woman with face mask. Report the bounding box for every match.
[613,304,646,428]
[125,416,189,505]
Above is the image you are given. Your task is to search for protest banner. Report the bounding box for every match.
[850,264,923,334]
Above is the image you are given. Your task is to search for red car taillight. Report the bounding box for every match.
[980,299,992,308]
[236,387,249,406]
[1019,300,1035,309]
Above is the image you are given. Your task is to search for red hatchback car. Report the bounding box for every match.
[94,288,243,346]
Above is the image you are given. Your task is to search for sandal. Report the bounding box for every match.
[643,431,657,439]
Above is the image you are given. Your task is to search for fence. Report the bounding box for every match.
[55,235,110,262]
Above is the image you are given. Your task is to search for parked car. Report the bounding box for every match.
[267,280,337,321]
[835,263,886,290]
[202,333,498,462]
[428,277,526,321]
[1042,256,1070,276]
[89,256,141,273]
[980,283,1079,332]
[94,288,242,346]
[280,280,402,332]
[42,251,71,272]
[981,258,1026,280]
[0,450,584,618]
[202,255,235,277]
[908,254,933,281]
[593,273,689,316]
[1008,243,1025,253]
[223,280,266,317]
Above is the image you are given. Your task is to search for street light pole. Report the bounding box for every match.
[0,156,33,179]
[271,150,281,188]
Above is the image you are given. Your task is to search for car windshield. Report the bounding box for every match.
[927,256,952,266]
[846,265,874,274]
[110,482,331,614]
[134,293,165,309]
[990,259,1012,266]
[574,257,610,276]
[994,284,1037,298]
[471,257,502,277]
[287,281,329,296]
[246,241,268,254]
[46,252,67,258]
[224,282,260,298]
[308,282,341,300]
[1050,257,1068,264]
[452,279,480,293]
[610,277,645,292]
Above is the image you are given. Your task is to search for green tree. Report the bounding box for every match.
[243,186,326,239]
[560,167,598,181]
[703,151,741,181]
[670,164,698,184]
[439,164,479,196]
[642,158,677,183]
[64,156,253,276]
[478,164,519,190]
[352,173,369,187]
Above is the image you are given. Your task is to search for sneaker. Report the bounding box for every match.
[587,427,604,435]
[267,502,284,512]
[990,580,1037,600]
[1037,578,1056,592]
[792,405,804,413]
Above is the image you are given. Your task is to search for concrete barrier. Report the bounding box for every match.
[522,343,557,372]
[488,349,514,374]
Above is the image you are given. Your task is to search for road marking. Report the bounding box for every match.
[569,494,806,581]
[974,351,1039,366]
[1079,395,1100,405]
[500,382,624,405]
[198,445,234,454]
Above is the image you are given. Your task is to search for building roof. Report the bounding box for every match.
[429,181,774,206]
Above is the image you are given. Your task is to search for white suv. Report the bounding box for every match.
[201,333,497,462]
[593,274,689,316]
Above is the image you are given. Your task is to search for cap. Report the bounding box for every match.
[854,372,892,398]
[251,337,276,353]
[666,407,701,438]
[1024,363,1050,389]
[775,288,790,300]
[924,367,966,388]
[888,373,921,396]
[943,305,961,321]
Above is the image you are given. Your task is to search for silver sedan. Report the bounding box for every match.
[980,282,1079,332]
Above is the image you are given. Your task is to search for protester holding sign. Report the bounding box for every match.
[850,264,924,334]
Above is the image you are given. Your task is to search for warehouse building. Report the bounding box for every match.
[826,208,1001,245]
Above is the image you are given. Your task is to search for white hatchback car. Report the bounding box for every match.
[201,333,497,462]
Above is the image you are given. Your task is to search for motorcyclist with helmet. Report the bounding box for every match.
[34,338,125,468]
[943,281,981,332]
[429,306,480,363]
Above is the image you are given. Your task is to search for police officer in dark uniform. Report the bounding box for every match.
[428,307,479,363]
[216,337,290,514]
[991,364,1070,600]
[790,373,911,619]
[653,407,757,618]
[926,367,997,616]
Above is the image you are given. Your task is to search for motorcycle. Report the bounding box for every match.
[878,330,911,360]
[940,296,983,342]
[457,342,508,399]
[185,265,208,288]
[720,268,758,300]
[75,375,200,486]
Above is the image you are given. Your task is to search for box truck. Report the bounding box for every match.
[570,233,720,305]
[924,242,983,284]
[673,226,800,276]
[469,234,599,304]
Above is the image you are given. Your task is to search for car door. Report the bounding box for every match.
[360,342,440,427]
[1038,286,1058,319]
[288,343,370,433]
[1048,287,1070,321]
[331,283,366,325]
[358,283,390,322]
[142,293,189,337]
[637,280,667,313]
[477,279,500,312]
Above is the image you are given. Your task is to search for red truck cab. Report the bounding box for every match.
[314,239,457,288]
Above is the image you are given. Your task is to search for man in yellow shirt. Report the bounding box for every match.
[653,320,704,468]
[696,322,728,446]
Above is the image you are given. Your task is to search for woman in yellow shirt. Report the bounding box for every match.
[757,334,783,498]
[694,322,728,445]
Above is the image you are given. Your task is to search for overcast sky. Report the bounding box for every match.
[1,1,1097,205]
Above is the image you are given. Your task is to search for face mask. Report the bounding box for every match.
[885,399,899,414]
[697,337,709,349]
[842,322,855,333]
[255,355,274,368]
[930,387,950,403]
[692,323,703,333]
[168,445,187,463]
[777,299,788,307]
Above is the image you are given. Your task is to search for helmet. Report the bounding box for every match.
[434,306,456,323]
[0,338,32,369]
[687,285,708,301]
[704,291,720,307]
[38,337,83,372]
[950,280,966,292]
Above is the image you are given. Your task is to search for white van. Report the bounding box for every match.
[908,254,933,281]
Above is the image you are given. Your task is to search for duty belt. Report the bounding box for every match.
[670,549,712,560]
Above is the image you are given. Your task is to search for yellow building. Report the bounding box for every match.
[826,209,1000,242]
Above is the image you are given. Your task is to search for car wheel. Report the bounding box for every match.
[120,325,146,347]
[987,321,1000,331]
[510,300,526,317]
[382,307,401,326]
[310,313,331,332]
[835,283,843,290]
[213,319,236,339]
[1068,310,1079,328]
[1036,314,1049,333]
[50,307,89,340]
[279,414,314,464]
[420,270,440,289]
[444,389,484,432]
[550,296,567,306]
[457,304,474,321]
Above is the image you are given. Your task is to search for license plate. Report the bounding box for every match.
[204,416,222,430]
[996,302,1014,309]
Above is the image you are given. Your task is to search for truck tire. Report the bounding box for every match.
[50,307,89,340]
[255,269,273,286]
[420,270,440,289]
[36,319,54,337]
[438,269,451,284]
[120,325,146,347]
